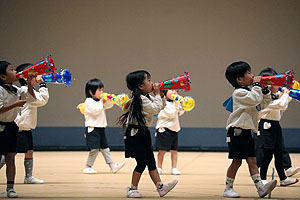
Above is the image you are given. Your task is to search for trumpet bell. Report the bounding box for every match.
[42,69,72,85]
[77,103,85,114]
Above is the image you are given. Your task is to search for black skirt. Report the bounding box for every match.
[124,125,152,159]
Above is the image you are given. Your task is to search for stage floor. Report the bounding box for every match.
[1,151,300,199]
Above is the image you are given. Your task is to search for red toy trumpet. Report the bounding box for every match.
[260,70,294,88]
[155,72,191,91]
[16,56,56,79]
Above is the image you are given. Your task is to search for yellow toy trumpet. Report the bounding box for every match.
[171,94,195,111]
[100,93,131,112]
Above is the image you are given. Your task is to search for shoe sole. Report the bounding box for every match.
[287,168,300,177]
[159,180,178,197]
[223,194,240,198]
[280,179,299,187]
[259,180,277,198]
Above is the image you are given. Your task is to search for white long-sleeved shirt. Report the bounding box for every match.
[226,86,271,133]
[0,85,36,122]
[15,86,49,130]
[84,97,113,127]
[259,92,292,121]
[156,100,185,132]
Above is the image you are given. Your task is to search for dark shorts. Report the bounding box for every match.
[227,127,255,159]
[84,127,108,150]
[154,128,178,151]
[0,121,19,155]
[258,119,283,149]
[16,130,33,153]
[124,125,153,159]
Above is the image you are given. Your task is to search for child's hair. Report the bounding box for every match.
[118,70,151,128]
[259,67,277,76]
[225,61,251,88]
[0,61,11,85]
[16,63,32,86]
[85,78,104,98]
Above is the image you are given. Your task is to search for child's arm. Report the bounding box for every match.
[26,75,36,99]
[84,98,104,115]
[267,88,291,110]
[142,95,165,115]
[234,86,263,107]
[0,100,26,114]
[102,99,114,110]
[28,85,49,107]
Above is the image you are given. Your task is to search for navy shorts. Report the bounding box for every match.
[17,130,34,153]
[227,127,255,159]
[84,127,109,150]
[0,121,19,155]
[155,128,178,151]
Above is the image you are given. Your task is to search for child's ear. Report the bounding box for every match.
[236,77,243,84]
[0,74,6,81]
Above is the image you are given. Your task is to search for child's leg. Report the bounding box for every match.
[132,157,147,189]
[100,148,113,166]
[259,149,273,180]
[226,159,242,179]
[273,149,287,180]
[247,157,265,190]
[157,150,166,169]
[5,153,16,190]
[170,150,178,169]
[86,149,99,167]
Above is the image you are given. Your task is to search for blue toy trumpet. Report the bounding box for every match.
[41,69,72,86]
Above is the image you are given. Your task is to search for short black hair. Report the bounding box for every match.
[225,61,251,88]
[259,67,277,76]
[0,61,11,85]
[16,63,33,86]
[85,78,104,98]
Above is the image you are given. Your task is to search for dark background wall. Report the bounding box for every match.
[1,0,300,151]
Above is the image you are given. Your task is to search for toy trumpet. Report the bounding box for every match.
[156,72,191,91]
[171,94,195,111]
[16,56,56,79]
[260,70,294,88]
[41,69,72,86]
[279,87,300,101]
[100,93,131,112]
[77,103,85,115]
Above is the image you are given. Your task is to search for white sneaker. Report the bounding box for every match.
[285,167,300,177]
[157,179,178,197]
[280,177,299,186]
[7,188,18,198]
[257,179,277,198]
[24,176,45,184]
[111,161,125,173]
[126,187,142,198]
[223,188,240,198]
[171,168,181,175]
[83,167,97,174]
[261,180,268,185]
[157,168,162,175]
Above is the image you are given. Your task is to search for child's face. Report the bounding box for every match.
[270,85,279,93]
[139,74,153,94]
[166,90,177,100]
[0,65,18,84]
[237,70,254,86]
[90,88,103,99]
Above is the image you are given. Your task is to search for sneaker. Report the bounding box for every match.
[83,167,97,174]
[257,179,277,198]
[280,178,299,186]
[157,179,178,197]
[24,176,45,184]
[261,180,268,185]
[157,168,162,175]
[285,167,300,177]
[223,188,240,198]
[111,161,125,173]
[7,188,18,198]
[126,187,142,198]
[171,168,181,175]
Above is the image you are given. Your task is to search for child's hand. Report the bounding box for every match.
[253,76,261,84]
[15,100,27,107]
[152,83,161,96]
[282,87,290,94]
[26,74,35,86]
[35,75,44,83]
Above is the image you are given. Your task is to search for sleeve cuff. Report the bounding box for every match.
[39,83,47,88]
[252,82,261,87]
[262,87,270,95]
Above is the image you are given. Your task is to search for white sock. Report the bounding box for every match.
[225,177,235,190]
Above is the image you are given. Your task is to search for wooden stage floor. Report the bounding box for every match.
[1,151,300,199]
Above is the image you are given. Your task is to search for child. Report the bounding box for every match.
[256,67,298,186]
[155,90,185,175]
[118,70,178,198]
[224,61,276,198]
[0,61,36,198]
[82,78,125,174]
[14,63,49,184]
